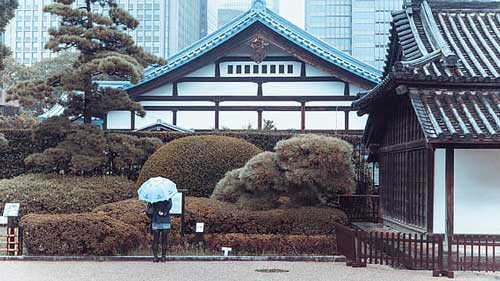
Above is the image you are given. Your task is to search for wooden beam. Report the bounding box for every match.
[445,148,454,236]
[214,101,220,130]
[130,111,135,130]
[344,83,350,96]
[215,62,221,78]
[173,82,178,96]
[257,82,263,96]
[300,102,306,133]
[217,56,302,63]
[257,110,263,130]
[175,76,341,83]
[345,111,349,131]
[102,113,107,130]
[172,110,177,125]
[135,95,357,102]
[143,105,354,112]
[378,139,428,153]
[300,62,306,77]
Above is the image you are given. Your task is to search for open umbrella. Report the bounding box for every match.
[138,177,178,203]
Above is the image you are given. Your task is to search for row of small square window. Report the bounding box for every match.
[227,64,294,75]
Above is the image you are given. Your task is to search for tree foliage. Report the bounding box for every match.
[25,118,163,175]
[0,0,18,71]
[212,134,356,209]
[7,0,165,123]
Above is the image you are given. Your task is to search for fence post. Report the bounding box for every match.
[447,235,454,278]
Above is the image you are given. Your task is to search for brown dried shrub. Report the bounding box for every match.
[137,135,262,197]
[20,213,142,256]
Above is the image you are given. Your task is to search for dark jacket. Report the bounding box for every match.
[151,199,172,224]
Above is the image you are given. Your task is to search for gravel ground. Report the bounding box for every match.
[1,261,500,281]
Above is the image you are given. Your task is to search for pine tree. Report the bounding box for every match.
[7,0,165,123]
[0,0,18,71]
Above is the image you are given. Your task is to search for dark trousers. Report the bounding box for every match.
[152,229,169,257]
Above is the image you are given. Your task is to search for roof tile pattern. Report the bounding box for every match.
[410,88,500,142]
[122,5,382,91]
[387,1,500,82]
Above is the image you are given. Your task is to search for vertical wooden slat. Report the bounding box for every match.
[471,236,474,271]
[493,236,496,272]
[391,233,396,267]
[426,235,430,269]
[402,233,407,267]
[397,232,401,267]
[420,233,424,269]
[432,235,436,270]
[369,232,373,264]
[385,232,389,265]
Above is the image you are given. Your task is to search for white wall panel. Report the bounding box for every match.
[306,112,345,130]
[140,83,173,96]
[178,82,256,96]
[433,149,446,234]
[135,111,173,129]
[349,112,368,130]
[107,111,131,130]
[305,64,331,77]
[185,64,215,77]
[349,83,367,95]
[263,112,301,130]
[177,111,214,130]
[220,112,257,129]
[263,82,345,96]
[454,149,500,234]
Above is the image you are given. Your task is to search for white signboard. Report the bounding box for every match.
[169,192,183,215]
[196,222,205,233]
[0,216,7,225]
[2,203,20,217]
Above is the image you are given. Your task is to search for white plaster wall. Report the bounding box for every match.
[185,64,215,77]
[349,112,368,130]
[107,111,131,130]
[305,64,330,77]
[178,82,256,96]
[140,83,173,97]
[262,112,301,130]
[135,111,173,129]
[220,112,257,129]
[306,112,345,130]
[433,149,446,234]
[263,82,345,96]
[177,111,214,130]
[454,149,500,234]
[349,84,367,95]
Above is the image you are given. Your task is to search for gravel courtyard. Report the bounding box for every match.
[1,261,500,281]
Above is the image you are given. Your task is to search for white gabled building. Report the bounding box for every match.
[106,0,382,132]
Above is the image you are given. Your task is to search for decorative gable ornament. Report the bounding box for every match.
[250,34,269,64]
[252,0,267,10]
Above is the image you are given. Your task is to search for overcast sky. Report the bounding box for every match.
[279,0,305,28]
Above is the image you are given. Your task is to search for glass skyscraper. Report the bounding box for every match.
[3,0,213,64]
[305,0,403,69]
[217,0,279,27]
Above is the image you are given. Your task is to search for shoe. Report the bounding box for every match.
[153,256,159,263]
[161,256,167,262]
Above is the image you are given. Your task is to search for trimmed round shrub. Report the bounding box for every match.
[137,135,262,197]
[0,174,136,216]
[20,213,142,256]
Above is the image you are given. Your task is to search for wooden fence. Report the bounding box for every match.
[447,234,500,275]
[0,227,22,256]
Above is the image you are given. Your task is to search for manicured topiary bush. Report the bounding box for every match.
[0,174,136,216]
[20,213,142,256]
[137,136,262,197]
[213,135,356,208]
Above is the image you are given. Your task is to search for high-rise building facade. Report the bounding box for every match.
[3,0,211,64]
[305,0,403,69]
[217,0,279,27]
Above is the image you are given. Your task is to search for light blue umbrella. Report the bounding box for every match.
[138,177,178,203]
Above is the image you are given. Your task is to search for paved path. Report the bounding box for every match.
[1,261,500,281]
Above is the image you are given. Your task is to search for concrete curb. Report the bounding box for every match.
[0,255,346,263]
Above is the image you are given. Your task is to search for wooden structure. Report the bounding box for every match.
[0,227,21,256]
[354,0,500,235]
[105,0,381,132]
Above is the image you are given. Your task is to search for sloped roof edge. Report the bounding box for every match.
[121,6,382,91]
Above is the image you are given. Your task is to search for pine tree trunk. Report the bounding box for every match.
[84,90,92,124]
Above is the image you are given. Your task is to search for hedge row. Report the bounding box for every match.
[0,130,361,179]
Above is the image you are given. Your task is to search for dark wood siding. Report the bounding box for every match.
[378,96,431,231]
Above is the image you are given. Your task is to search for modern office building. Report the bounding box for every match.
[305,0,403,69]
[3,0,212,64]
[217,0,279,27]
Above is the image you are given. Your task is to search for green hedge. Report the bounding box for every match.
[0,129,362,179]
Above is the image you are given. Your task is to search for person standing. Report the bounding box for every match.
[148,199,172,262]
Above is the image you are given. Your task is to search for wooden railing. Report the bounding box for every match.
[0,227,22,256]
[447,234,500,275]
[335,195,380,223]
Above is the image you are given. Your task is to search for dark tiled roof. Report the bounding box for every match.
[410,88,500,143]
[386,0,500,81]
[355,0,500,111]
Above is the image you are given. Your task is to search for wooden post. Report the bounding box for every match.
[300,101,306,133]
[445,148,454,236]
[172,110,177,126]
[173,82,178,96]
[130,111,135,130]
[345,111,350,132]
[102,113,107,130]
[257,82,263,96]
[344,83,350,96]
[300,62,306,77]
[257,110,263,130]
[215,62,221,78]
[214,101,220,130]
